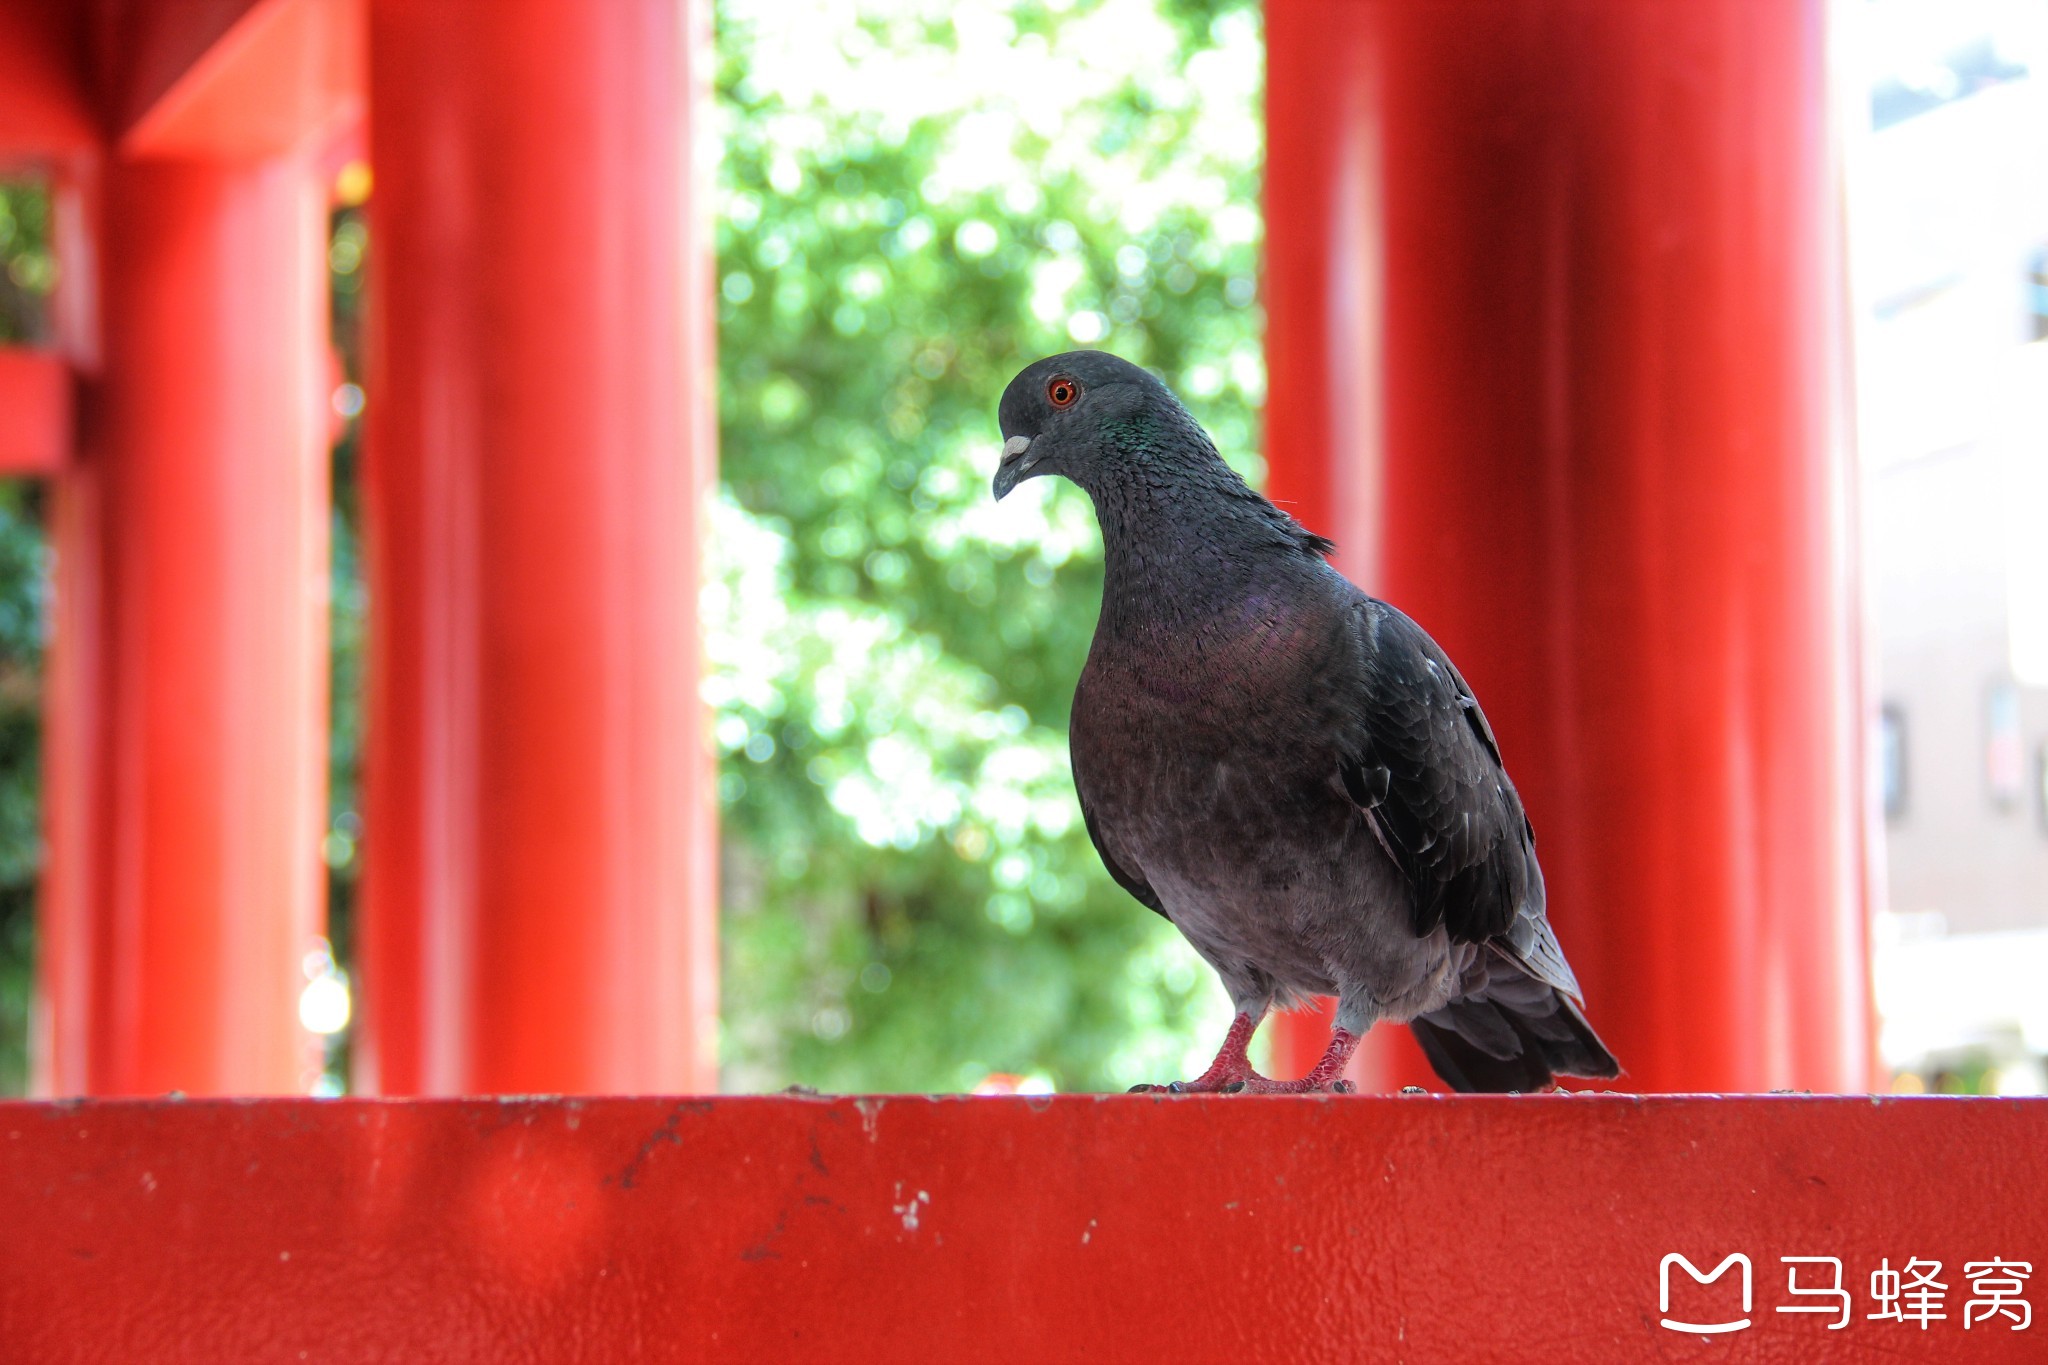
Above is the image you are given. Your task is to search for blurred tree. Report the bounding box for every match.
[321,201,368,1091]
[710,0,1262,1090]
[0,180,54,1094]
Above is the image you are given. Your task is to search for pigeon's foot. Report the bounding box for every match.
[1129,1020,1367,1095]
[1126,1072,1357,1094]
[1127,1077,1245,1095]
[1127,1010,1262,1094]
[1226,1073,1358,1095]
[1224,1025,1362,1095]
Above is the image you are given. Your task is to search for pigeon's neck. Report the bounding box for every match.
[1084,438,1330,640]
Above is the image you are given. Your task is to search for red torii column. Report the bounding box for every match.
[44,162,330,1096]
[358,0,719,1094]
[1264,0,1872,1093]
[32,1,342,1096]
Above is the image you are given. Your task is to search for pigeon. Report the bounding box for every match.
[993,350,1620,1094]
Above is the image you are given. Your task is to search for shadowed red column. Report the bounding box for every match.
[360,0,718,1093]
[1265,0,1869,1092]
[40,160,330,1094]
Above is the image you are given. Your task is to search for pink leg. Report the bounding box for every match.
[1233,1027,1361,1095]
[1129,1011,1262,1094]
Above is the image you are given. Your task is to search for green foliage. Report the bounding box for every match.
[0,484,42,1096]
[711,0,1261,1090]
[0,179,52,1094]
[0,182,56,347]
[322,206,368,1089]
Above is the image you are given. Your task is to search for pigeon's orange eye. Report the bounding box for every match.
[1047,376,1080,409]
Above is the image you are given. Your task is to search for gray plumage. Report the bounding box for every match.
[994,350,1619,1092]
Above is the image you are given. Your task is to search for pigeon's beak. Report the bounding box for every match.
[992,435,1041,500]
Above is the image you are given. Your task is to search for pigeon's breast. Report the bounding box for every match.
[1071,593,1451,1008]
[1072,600,1361,879]
[1095,593,1329,706]
[1074,651,1434,1006]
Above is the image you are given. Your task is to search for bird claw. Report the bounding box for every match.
[1224,1074,1357,1095]
[1127,1075,1251,1094]
[1128,1075,1356,1095]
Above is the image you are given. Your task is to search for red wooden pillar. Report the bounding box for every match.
[1264,0,1870,1093]
[359,0,719,1094]
[40,158,330,1095]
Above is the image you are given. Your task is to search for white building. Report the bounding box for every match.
[1852,0,2048,1090]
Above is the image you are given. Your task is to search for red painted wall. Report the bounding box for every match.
[4,1096,2043,1361]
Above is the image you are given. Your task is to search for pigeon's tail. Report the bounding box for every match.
[1409,956,1621,1093]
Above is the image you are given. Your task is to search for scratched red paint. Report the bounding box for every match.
[2,1096,2042,1362]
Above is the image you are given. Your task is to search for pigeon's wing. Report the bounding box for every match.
[1333,596,1539,949]
[1330,595,1620,1088]
[1081,799,1166,918]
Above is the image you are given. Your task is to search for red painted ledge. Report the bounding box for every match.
[3,1094,2043,1363]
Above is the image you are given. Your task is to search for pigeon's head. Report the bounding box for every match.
[992,350,1182,500]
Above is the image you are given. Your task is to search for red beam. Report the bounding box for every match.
[1264,0,1869,1092]
[88,0,265,136]
[0,350,71,474]
[37,159,329,1095]
[359,0,718,1094]
[3,1096,2044,1361]
[0,0,95,159]
[91,0,364,160]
